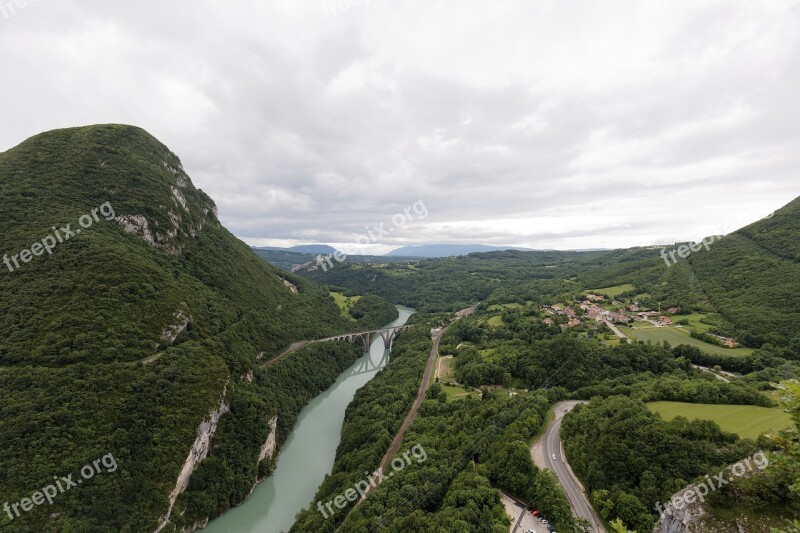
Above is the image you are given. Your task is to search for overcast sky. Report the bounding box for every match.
[1,0,798,253]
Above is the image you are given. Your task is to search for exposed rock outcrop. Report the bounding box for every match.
[652,487,707,533]
[172,186,189,212]
[181,518,208,533]
[116,214,158,247]
[155,385,230,532]
[283,278,299,295]
[161,310,190,344]
[259,416,278,465]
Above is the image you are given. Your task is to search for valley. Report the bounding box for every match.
[1,126,798,533]
[3,4,800,533]
[203,306,415,533]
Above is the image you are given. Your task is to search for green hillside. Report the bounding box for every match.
[301,197,800,353]
[687,202,800,349]
[0,125,395,532]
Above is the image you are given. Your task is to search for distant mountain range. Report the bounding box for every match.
[385,244,534,257]
[255,244,616,265]
[255,244,340,255]
[258,243,536,258]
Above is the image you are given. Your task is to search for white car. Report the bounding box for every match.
[552,453,556,460]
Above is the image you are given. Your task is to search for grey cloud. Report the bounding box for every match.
[0,0,798,251]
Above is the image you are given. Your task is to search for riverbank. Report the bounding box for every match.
[201,306,414,533]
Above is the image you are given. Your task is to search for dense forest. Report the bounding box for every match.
[0,126,396,532]
[295,197,800,352]
[346,294,400,330]
[561,396,796,531]
[295,295,800,532]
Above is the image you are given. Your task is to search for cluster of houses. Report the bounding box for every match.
[543,296,682,330]
[541,304,582,328]
[539,294,741,348]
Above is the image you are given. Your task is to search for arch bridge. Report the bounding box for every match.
[319,325,412,352]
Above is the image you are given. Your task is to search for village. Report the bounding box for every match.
[541,293,740,348]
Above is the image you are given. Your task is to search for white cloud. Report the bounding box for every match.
[0,0,798,251]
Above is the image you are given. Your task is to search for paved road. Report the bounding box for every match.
[259,341,309,369]
[603,320,630,343]
[500,492,548,533]
[532,401,605,533]
[691,364,732,383]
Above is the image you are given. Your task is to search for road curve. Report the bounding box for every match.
[532,401,606,533]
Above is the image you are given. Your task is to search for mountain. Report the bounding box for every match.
[253,244,338,254]
[687,198,800,348]
[288,244,338,254]
[302,199,800,349]
[0,125,394,532]
[386,244,532,257]
[252,247,420,272]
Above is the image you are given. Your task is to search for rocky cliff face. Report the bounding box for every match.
[178,414,280,533]
[652,488,707,533]
[114,156,218,255]
[259,416,279,465]
[156,386,230,533]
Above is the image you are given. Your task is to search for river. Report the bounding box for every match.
[203,305,415,533]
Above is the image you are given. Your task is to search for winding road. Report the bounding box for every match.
[532,401,606,533]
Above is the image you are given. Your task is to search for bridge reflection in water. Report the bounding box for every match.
[315,325,412,377]
[348,348,392,377]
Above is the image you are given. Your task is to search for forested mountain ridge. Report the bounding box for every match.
[299,195,800,350]
[0,125,395,531]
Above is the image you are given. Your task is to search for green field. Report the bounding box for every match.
[487,315,504,327]
[584,284,636,298]
[330,291,361,320]
[437,356,455,381]
[440,384,475,402]
[488,303,524,311]
[621,324,753,357]
[647,401,792,440]
[672,313,715,333]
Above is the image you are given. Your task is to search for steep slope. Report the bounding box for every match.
[687,198,800,348]
[0,125,383,532]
